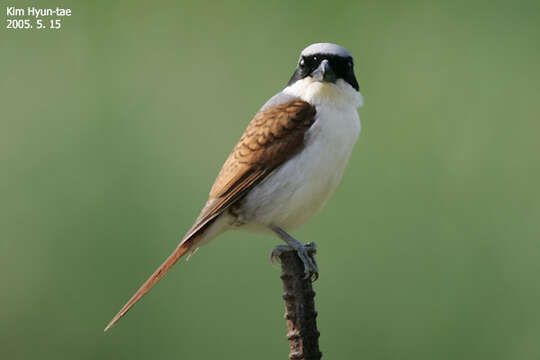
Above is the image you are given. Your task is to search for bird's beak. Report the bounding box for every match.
[311,59,336,83]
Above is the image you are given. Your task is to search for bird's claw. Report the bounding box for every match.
[299,242,318,281]
[270,242,319,281]
[270,245,290,264]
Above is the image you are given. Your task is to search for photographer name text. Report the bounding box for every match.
[6,6,72,30]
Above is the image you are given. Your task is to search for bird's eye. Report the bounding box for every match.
[348,61,353,68]
[299,58,305,67]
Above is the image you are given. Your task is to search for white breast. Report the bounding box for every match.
[238,78,363,232]
[240,87,361,232]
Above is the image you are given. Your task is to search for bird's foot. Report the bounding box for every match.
[297,242,318,281]
[270,242,318,281]
[269,245,290,265]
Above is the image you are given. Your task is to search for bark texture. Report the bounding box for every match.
[276,242,322,360]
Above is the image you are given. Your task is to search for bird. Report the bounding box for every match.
[104,42,364,331]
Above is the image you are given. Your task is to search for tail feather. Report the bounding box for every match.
[104,237,195,332]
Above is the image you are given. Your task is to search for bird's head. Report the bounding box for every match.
[286,43,363,108]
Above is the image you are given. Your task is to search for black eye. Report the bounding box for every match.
[348,61,353,68]
[299,58,305,67]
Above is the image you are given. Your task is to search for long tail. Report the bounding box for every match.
[104,235,197,332]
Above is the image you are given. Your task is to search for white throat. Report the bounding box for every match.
[283,77,364,109]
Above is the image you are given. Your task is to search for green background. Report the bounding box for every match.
[2,0,540,359]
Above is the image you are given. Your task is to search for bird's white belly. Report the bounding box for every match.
[240,105,360,231]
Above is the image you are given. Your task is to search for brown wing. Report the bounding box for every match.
[104,99,315,332]
[183,98,316,241]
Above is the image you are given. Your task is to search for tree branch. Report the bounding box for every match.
[275,242,322,360]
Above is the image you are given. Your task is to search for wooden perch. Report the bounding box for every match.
[275,242,322,360]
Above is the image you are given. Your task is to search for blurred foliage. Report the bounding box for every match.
[1,0,540,359]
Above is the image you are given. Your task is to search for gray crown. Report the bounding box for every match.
[300,43,352,58]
